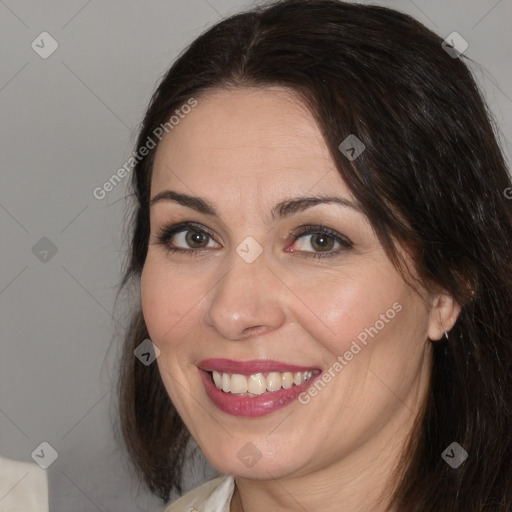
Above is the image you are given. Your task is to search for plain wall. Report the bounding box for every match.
[1,1,511,510]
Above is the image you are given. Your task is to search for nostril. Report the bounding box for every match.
[242,325,268,337]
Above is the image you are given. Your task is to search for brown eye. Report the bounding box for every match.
[156,222,221,254]
[294,232,339,253]
[185,229,210,248]
[287,225,353,259]
[309,233,336,252]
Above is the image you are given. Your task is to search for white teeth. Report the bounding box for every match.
[230,373,248,394]
[281,372,294,389]
[221,372,231,393]
[247,373,266,395]
[211,370,315,395]
[266,372,282,392]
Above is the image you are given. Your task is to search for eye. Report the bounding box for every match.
[156,222,220,254]
[287,225,353,258]
[155,222,352,258]
[173,229,214,249]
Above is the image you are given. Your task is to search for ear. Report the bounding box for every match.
[427,291,461,341]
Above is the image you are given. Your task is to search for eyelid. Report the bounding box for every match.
[284,225,353,259]
[289,225,353,246]
[155,221,353,258]
[155,221,221,249]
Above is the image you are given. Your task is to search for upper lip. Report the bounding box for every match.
[197,358,320,375]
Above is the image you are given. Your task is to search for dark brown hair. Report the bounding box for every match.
[115,1,512,509]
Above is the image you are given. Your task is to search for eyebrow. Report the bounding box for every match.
[150,190,362,221]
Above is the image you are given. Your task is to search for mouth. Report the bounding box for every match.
[208,369,318,396]
[197,358,322,416]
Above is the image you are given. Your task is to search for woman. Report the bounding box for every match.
[116,1,512,510]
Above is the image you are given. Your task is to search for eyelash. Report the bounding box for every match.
[155,222,353,259]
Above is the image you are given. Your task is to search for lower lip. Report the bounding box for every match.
[199,369,321,417]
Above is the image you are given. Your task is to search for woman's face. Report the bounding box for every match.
[141,87,440,480]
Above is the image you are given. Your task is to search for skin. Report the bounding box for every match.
[140,87,460,512]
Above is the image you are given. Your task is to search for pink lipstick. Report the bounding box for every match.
[198,358,321,417]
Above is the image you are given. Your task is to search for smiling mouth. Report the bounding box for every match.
[208,370,319,396]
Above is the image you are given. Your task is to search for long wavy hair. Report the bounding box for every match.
[115,1,512,509]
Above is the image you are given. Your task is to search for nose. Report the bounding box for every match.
[203,249,287,341]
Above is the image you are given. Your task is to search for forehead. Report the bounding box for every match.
[151,86,352,203]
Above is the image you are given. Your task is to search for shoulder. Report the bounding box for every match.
[0,456,49,511]
[162,474,235,512]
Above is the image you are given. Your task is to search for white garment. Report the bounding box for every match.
[162,474,235,512]
[0,457,48,512]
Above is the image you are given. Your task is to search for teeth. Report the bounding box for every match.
[212,371,222,388]
[231,373,248,394]
[247,373,266,395]
[221,372,231,393]
[211,370,315,395]
[281,372,294,389]
[266,372,282,392]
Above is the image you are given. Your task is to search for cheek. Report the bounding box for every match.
[140,258,207,412]
[140,257,202,347]
[140,260,165,340]
[286,268,404,358]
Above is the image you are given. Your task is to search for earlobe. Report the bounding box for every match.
[427,293,461,341]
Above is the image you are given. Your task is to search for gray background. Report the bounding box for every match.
[1,0,511,510]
